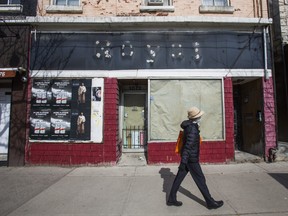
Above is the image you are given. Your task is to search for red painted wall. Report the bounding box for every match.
[25,76,277,165]
[27,77,275,165]
[147,78,235,164]
[25,78,120,166]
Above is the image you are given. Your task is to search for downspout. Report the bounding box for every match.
[24,27,33,165]
[263,26,269,81]
[262,26,268,161]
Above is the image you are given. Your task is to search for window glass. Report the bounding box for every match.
[10,0,20,3]
[68,0,79,6]
[0,0,21,4]
[202,0,228,6]
[146,0,170,6]
[54,0,79,6]
[202,0,213,6]
[54,0,66,5]
[150,80,224,141]
[214,0,228,6]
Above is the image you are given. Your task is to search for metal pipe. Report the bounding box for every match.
[263,26,269,81]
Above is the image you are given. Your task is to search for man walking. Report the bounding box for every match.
[167,107,224,210]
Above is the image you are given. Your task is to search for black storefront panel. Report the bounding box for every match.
[31,31,271,71]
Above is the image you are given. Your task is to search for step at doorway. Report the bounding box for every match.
[117,152,147,167]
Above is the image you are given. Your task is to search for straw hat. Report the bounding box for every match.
[187,107,204,120]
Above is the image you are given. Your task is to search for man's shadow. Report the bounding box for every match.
[159,167,206,207]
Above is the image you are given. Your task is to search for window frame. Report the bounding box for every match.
[0,0,22,13]
[0,0,20,4]
[199,0,234,14]
[52,0,80,6]
[148,79,225,142]
[46,0,82,14]
[202,0,229,7]
[139,0,174,12]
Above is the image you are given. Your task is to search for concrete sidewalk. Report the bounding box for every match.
[0,162,288,216]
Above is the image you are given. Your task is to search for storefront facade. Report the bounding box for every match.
[0,24,31,166]
[0,0,37,166]
[24,16,276,165]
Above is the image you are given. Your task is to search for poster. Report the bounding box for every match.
[91,78,104,142]
[70,109,91,140]
[29,108,51,139]
[70,79,92,140]
[30,78,103,142]
[31,79,52,107]
[51,80,72,107]
[51,109,71,139]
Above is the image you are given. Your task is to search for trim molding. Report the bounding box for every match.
[23,16,272,26]
[199,5,234,14]
[45,5,83,14]
[0,4,22,13]
[139,6,175,12]
[30,69,272,79]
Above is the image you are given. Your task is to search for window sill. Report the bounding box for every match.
[45,5,83,14]
[0,4,23,13]
[199,5,234,14]
[139,5,174,12]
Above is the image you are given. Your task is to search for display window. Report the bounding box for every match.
[149,79,224,141]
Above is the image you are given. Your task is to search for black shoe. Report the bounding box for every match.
[167,200,183,207]
[207,200,224,209]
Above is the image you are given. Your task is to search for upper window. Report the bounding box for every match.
[0,0,21,4]
[140,0,174,12]
[0,0,22,13]
[46,0,82,13]
[202,0,228,6]
[53,0,79,6]
[199,0,234,13]
[147,0,169,6]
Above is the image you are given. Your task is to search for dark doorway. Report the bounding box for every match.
[233,78,264,157]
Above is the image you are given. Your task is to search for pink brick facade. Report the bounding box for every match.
[21,0,276,166]
[38,0,268,18]
[262,77,277,159]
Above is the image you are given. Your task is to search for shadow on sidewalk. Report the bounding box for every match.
[159,167,206,207]
[268,173,288,189]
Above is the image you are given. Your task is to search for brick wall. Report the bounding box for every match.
[39,0,268,18]
[262,77,277,159]
[8,77,27,166]
[278,0,288,43]
[103,78,120,163]
[25,77,275,165]
[25,78,120,166]
[147,78,235,164]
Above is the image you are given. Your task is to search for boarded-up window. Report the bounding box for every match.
[150,80,224,141]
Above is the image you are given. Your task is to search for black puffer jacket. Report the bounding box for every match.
[180,120,200,164]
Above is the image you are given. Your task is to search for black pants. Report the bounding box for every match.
[168,162,214,204]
